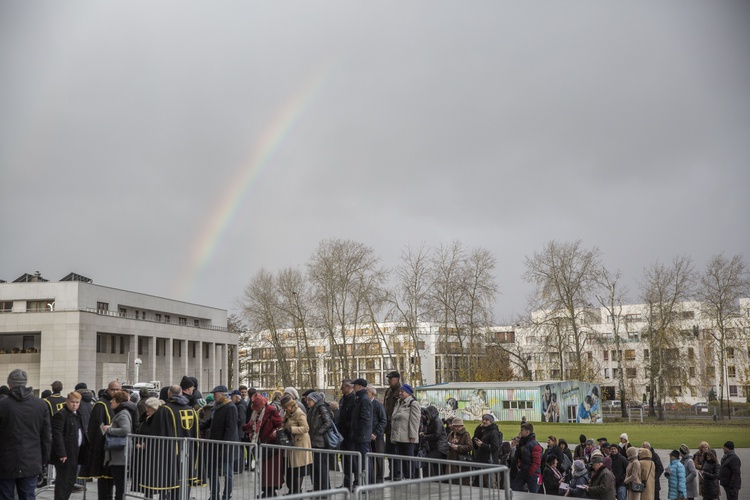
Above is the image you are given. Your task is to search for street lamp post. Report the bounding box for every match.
[134,358,142,385]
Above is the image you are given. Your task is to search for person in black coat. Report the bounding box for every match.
[306,392,333,492]
[422,405,449,477]
[367,387,387,483]
[74,383,94,431]
[202,386,238,500]
[0,369,52,500]
[701,449,720,500]
[229,390,247,474]
[51,391,87,500]
[720,441,742,500]
[349,379,372,490]
[80,380,120,500]
[609,443,629,499]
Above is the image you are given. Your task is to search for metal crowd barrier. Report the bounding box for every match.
[126,434,257,500]
[255,443,364,496]
[122,434,509,500]
[355,465,509,500]
[364,452,510,500]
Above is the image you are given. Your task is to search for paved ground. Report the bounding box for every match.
[34,448,750,500]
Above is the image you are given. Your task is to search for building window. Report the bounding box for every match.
[728,366,736,378]
[165,315,170,323]
[97,334,103,353]
[626,367,637,379]
[689,367,696,377]
[706,366,715,377]
[625,350,636,361]
[119,308,127,317]
[155,314,161,322]
[111,336,116,353]
[179,317,187,326]
[138,337,145,355]
[603,350,609,361]
[97,302,108,313]
[27,300,50,312]
[681,311,695,320]
[727,347,735,359]
[191,342,196,358]
[120,336,125,354]
[204,344,210,359]
[0,301,12,312]
[604,368,610,378]
[643,349,649,361]
[194,319,200,327]
[729,385,738,397]
[174,340,182,357]
[688,348,694,359]
[135,311,139,320]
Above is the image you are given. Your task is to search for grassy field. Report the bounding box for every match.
[463,420,750,449]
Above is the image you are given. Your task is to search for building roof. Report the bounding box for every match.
[416,380,563,390]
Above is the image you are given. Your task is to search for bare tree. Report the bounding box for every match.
[276,267,317,389]
[523,240,602,381]
[640,256,695,420]
[227,314,247,386]
[698,253,750,419]
[595,268,629,417]
[308,239,382,378]
[462,247,499,378]
[240,269,293,387]
[388,244,432,385]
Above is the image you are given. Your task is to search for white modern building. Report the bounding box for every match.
[0,272,237,394]
[515,299,750,405]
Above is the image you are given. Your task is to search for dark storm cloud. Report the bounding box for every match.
[1,1,748,321]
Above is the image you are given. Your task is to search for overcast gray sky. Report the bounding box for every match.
[2,2,748,323]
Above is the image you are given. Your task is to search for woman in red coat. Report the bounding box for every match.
[242,394,283,498]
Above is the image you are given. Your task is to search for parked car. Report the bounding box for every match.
[692,402,708,413]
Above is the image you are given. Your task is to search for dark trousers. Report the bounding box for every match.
[312,452,330,491]
[385,434,399,479]
[0,476,36,500]
[371,435,385,483]
[394,442,415,479]
[724,486,739,500]
[54,463,79,500]
[511,472,540,493]
[342,440,355,488]
[351,441,371,487]
[97,476,114,500]
[110,466,125,500]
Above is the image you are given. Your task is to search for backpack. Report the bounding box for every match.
[325,421,344,449]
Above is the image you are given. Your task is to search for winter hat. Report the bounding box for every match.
[74,382,88,391]
[620,433,628,441]
[573,460,586,472]
[482,413,495,423]
[307,392,324,404]
[386,371,400,379]
[452,418,464,426]
[723,441,735,450]
[144,397,162,410]
[591,456,604,464]
[352,378,368,387]
[400,383,414,395]
[284,387,299,399]
[280,394,293,407]
[196,398,207,408]
[670,450,680,459]
[591,449,604,458]
[180,376,195,390]
[205,394,214,403]
[7,369,28,388]
[679,444,690,456]
[579,434,587,444]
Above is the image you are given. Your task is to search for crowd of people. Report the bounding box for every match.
[0,367,743,500]
[498,428,743,500]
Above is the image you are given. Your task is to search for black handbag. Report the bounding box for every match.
[630,482,644,492]
[275,428,293,446]
[104,434,127,451]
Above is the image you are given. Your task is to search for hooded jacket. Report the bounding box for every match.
[307,398,333,449]
[701,451,720,500]
[667,458,687,500]
[638,447,657,500]
[681,453,699,498]
[0,385,52,479]
[422,405,449,457]
[474,421,502,465]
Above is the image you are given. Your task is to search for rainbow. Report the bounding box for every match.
[174,60,336,300]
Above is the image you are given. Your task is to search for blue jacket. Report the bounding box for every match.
[667,459,686,500]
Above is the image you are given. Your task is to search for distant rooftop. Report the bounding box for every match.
[7,271,92,284]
